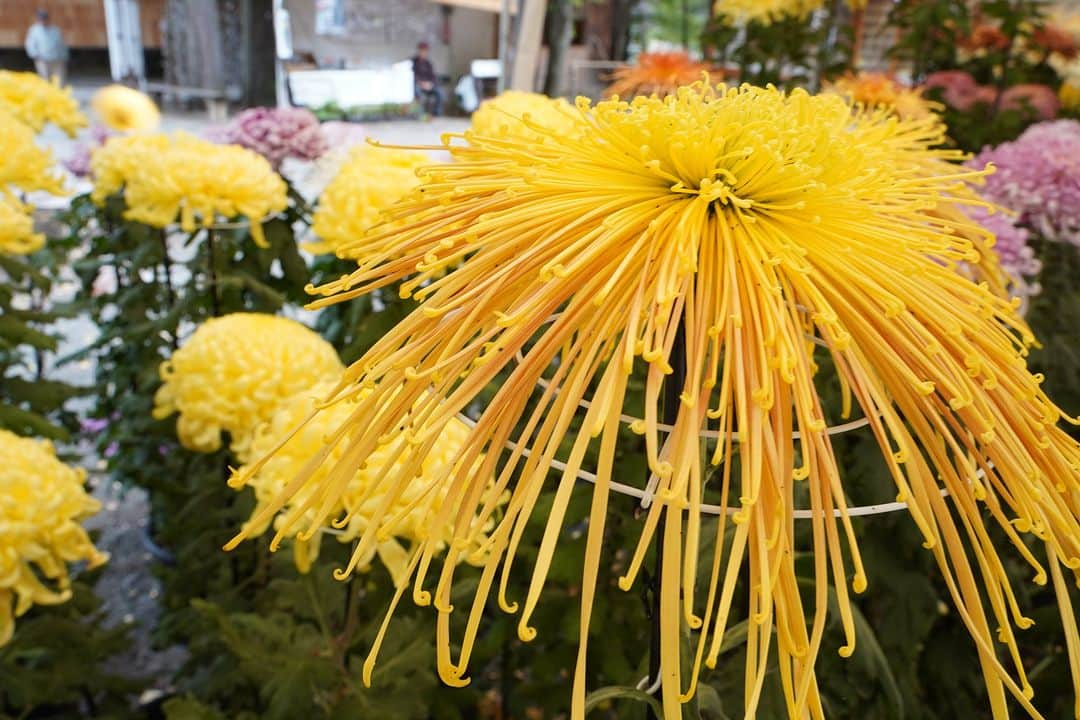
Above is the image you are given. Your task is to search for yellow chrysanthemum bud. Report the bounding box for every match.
[235,377,500,582]
[90,132,287,246]
[0,430,107,646]
[0,196,43,255]
[0,70,86,137]
[152,313,343,459]
[469,90,577,142]
[308,145,429,256]
[91,84,160,133]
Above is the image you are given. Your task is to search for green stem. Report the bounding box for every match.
[207,228,222,317]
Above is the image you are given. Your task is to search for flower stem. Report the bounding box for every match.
[206,227,221,317]
[647,315,686,718]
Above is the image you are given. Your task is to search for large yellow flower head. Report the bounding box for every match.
[468,90,577,142]
[827,71,940,121]
[227,84,1080,720]
[0,70,86,137]
[91,84,161,133]
[236,377,498,581]
[153,313,343,459]
[0,430,107,646]
[308,145,429,256]
[0,196,43,255]
[90,132,288,247]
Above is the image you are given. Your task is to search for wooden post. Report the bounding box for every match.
[510,0,546,92]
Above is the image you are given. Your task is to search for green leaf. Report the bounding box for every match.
[584,685,664,717]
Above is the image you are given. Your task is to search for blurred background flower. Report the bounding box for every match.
[308,144,429,256]
[0,70,85,137]
[90,84,160,133]
[152,313,343,459]
[212,106,328,170]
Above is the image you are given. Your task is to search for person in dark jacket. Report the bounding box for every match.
[411,41,442,116]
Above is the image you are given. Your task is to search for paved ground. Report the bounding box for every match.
[31,92,470,692]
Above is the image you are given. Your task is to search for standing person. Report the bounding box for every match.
[411,41,442,117]
[25,9,68,84]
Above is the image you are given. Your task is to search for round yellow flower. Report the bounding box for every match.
[229,84,1080,720]
[308,145,429,256]
[91,84,160,133]
[827,71,940,120]
[237,377,498,580]
[90,132,288,246]
[469,91,577,143]
[152,313,343,459]
[0,430,107,646]
[0,108,65,198]
[0,70,86,137]
[0,196,43,255]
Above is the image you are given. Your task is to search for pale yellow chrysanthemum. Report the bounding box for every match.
[469,90,577,143]
[308,145,429,256]
[226,84,1080,720]
[236,377,500,582]
[827,72,940,120]
[0,108,65,199]
[91,84,160,133]
[0,196,43,255]
[0,70,86,137]
[152,313,343,460]
[90,132,287,247]
[0,430,108,646]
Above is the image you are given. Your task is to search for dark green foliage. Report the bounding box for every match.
[0,233,82,440]
[887,0,1064,152]
[0,576,139,720]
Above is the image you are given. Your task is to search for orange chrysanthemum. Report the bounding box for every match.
[606,52,720,99]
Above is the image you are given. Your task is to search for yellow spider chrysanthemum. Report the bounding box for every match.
[0,109,65,199]
[227,85,1080,720]
[0,196,43,255]
[153,313,343,459]
[605,52,719,99]
[91,84,161,133]
[469,91,577,142]
[0,430,108,645]
[237,377,498,580]
[827,71,940,120]
[308,145,429,256]
[90,132,287,247]
[0,70,86,137]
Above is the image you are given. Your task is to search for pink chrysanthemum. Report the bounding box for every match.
[970,119,1080,245]
[214,107,328,169]
[963,205,1041,296]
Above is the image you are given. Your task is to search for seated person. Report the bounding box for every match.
[411,41,443,116]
